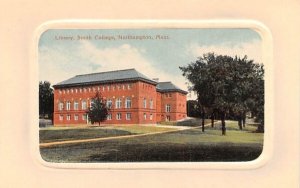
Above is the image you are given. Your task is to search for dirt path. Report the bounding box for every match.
[40,122,218,148]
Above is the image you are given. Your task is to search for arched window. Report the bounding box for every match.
[74,101,79,110]
[125,97,131,108]
[115,98,122,109]
[143,98,147,108]
[106,99,113,109]
[58,102,64,111]
[81,100,87,110]
[66,101,71,110]
[149,99,153,109]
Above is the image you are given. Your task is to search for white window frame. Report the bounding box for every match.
[144,113,147,120]
[59,115,63,121]
[74,101,79,110]
[107,114,112,120]
[166,104,171,112]
[150,114,153,120]
[82,114,87,120]
[116,113,122,120]
[115,98,122,109]
[106,99,112,109]
[82,100,87,110]
[143,98,147,108]
[125,97,131,108]
[58,102,63,111]
[149,99,153,109]
[66,101,71,111]
[126,113,131,120]
[74,114,78,121]
[67,114,71,121]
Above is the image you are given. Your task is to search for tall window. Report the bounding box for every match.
[59,115,63,121]
[106,99,112,109]
[143,98,147,108]
[74,101,79,110]
[74,114,78,121]
[116,98,122,109]
[125,97,131,108]
[58,102,63,111]
[82,114,87,120]
[66,101,71,111]
[82,100,87,110]
[116,113,122,120]
[144,113,147,120]
[149,99,153,109]
[67,114,71,121]
[166,104,171,112]
[150,114,153,120]
[126,113,131,120]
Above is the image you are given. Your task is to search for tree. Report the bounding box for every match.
[180,53,264,135]
[86,91,109,126]
[39,81,54,121]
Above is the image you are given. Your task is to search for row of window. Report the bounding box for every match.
[58,113,154,121]
[58,97,155,111]
[58,83,133,95]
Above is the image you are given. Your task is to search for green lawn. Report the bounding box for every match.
[40,121,263,162]
[40,125,177,143]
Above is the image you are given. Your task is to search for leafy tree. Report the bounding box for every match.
[39,81,54,121]
[180,53,264,135]
[87,92,109,126]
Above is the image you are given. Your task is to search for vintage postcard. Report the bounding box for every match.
[37,21,271,168]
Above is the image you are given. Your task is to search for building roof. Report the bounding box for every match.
[156,82,188,94]
[53,68,157,88]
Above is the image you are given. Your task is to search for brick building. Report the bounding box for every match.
[53,69,187,126]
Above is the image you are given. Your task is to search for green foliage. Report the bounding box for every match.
[87,92,109,125]
[39,81,54,119]
[180,53,264,132]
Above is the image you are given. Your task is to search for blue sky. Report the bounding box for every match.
[39,28,262,99]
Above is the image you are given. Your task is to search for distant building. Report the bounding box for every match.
[53,69,187,126]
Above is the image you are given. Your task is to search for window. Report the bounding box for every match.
[166,104,171,112]
[88,88,91,92]
[116,113,122,120]
[102,86,105,91]
[144,113,147,120]
[107,85,110,91]
[71,89,73,93]
[80,88,82,93]
[149,99,153,109]
[166,115,170,121]
[90,100,94,108]
[97,87,100,91]
[150,114,153,120]
[74,115,78,121]
[67,114,71,121]
[115,98,122,109]
[122,85,125,90]
[74,101,79,110]
[59,115,63,121]
[66,101,71,111]
[75,89,78,93]
[58,102,63,111]
[143,98,147,108]
[126,113,131,120]
[82,100,87,110]
[127,84,132,90]
[107,114,112,120]
[125,97,131,108]
[117,85,121,90]
[106,99,112,109]
[82,114,87,120]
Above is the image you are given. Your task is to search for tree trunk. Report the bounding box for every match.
[211,113,215,128]
[201,111,205,132]
[221,111,226,135]
[238,117,242,130]
[242,112,246,128]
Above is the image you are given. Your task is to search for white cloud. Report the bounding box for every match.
[186,40,262,64]
[39,41,191,98]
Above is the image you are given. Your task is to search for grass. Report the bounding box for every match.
[40,125,177,143]
[40,121,263,162]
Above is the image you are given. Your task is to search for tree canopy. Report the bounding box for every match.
[180,53,264,134]
[39,81,54,120]
[87,92,109,125]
